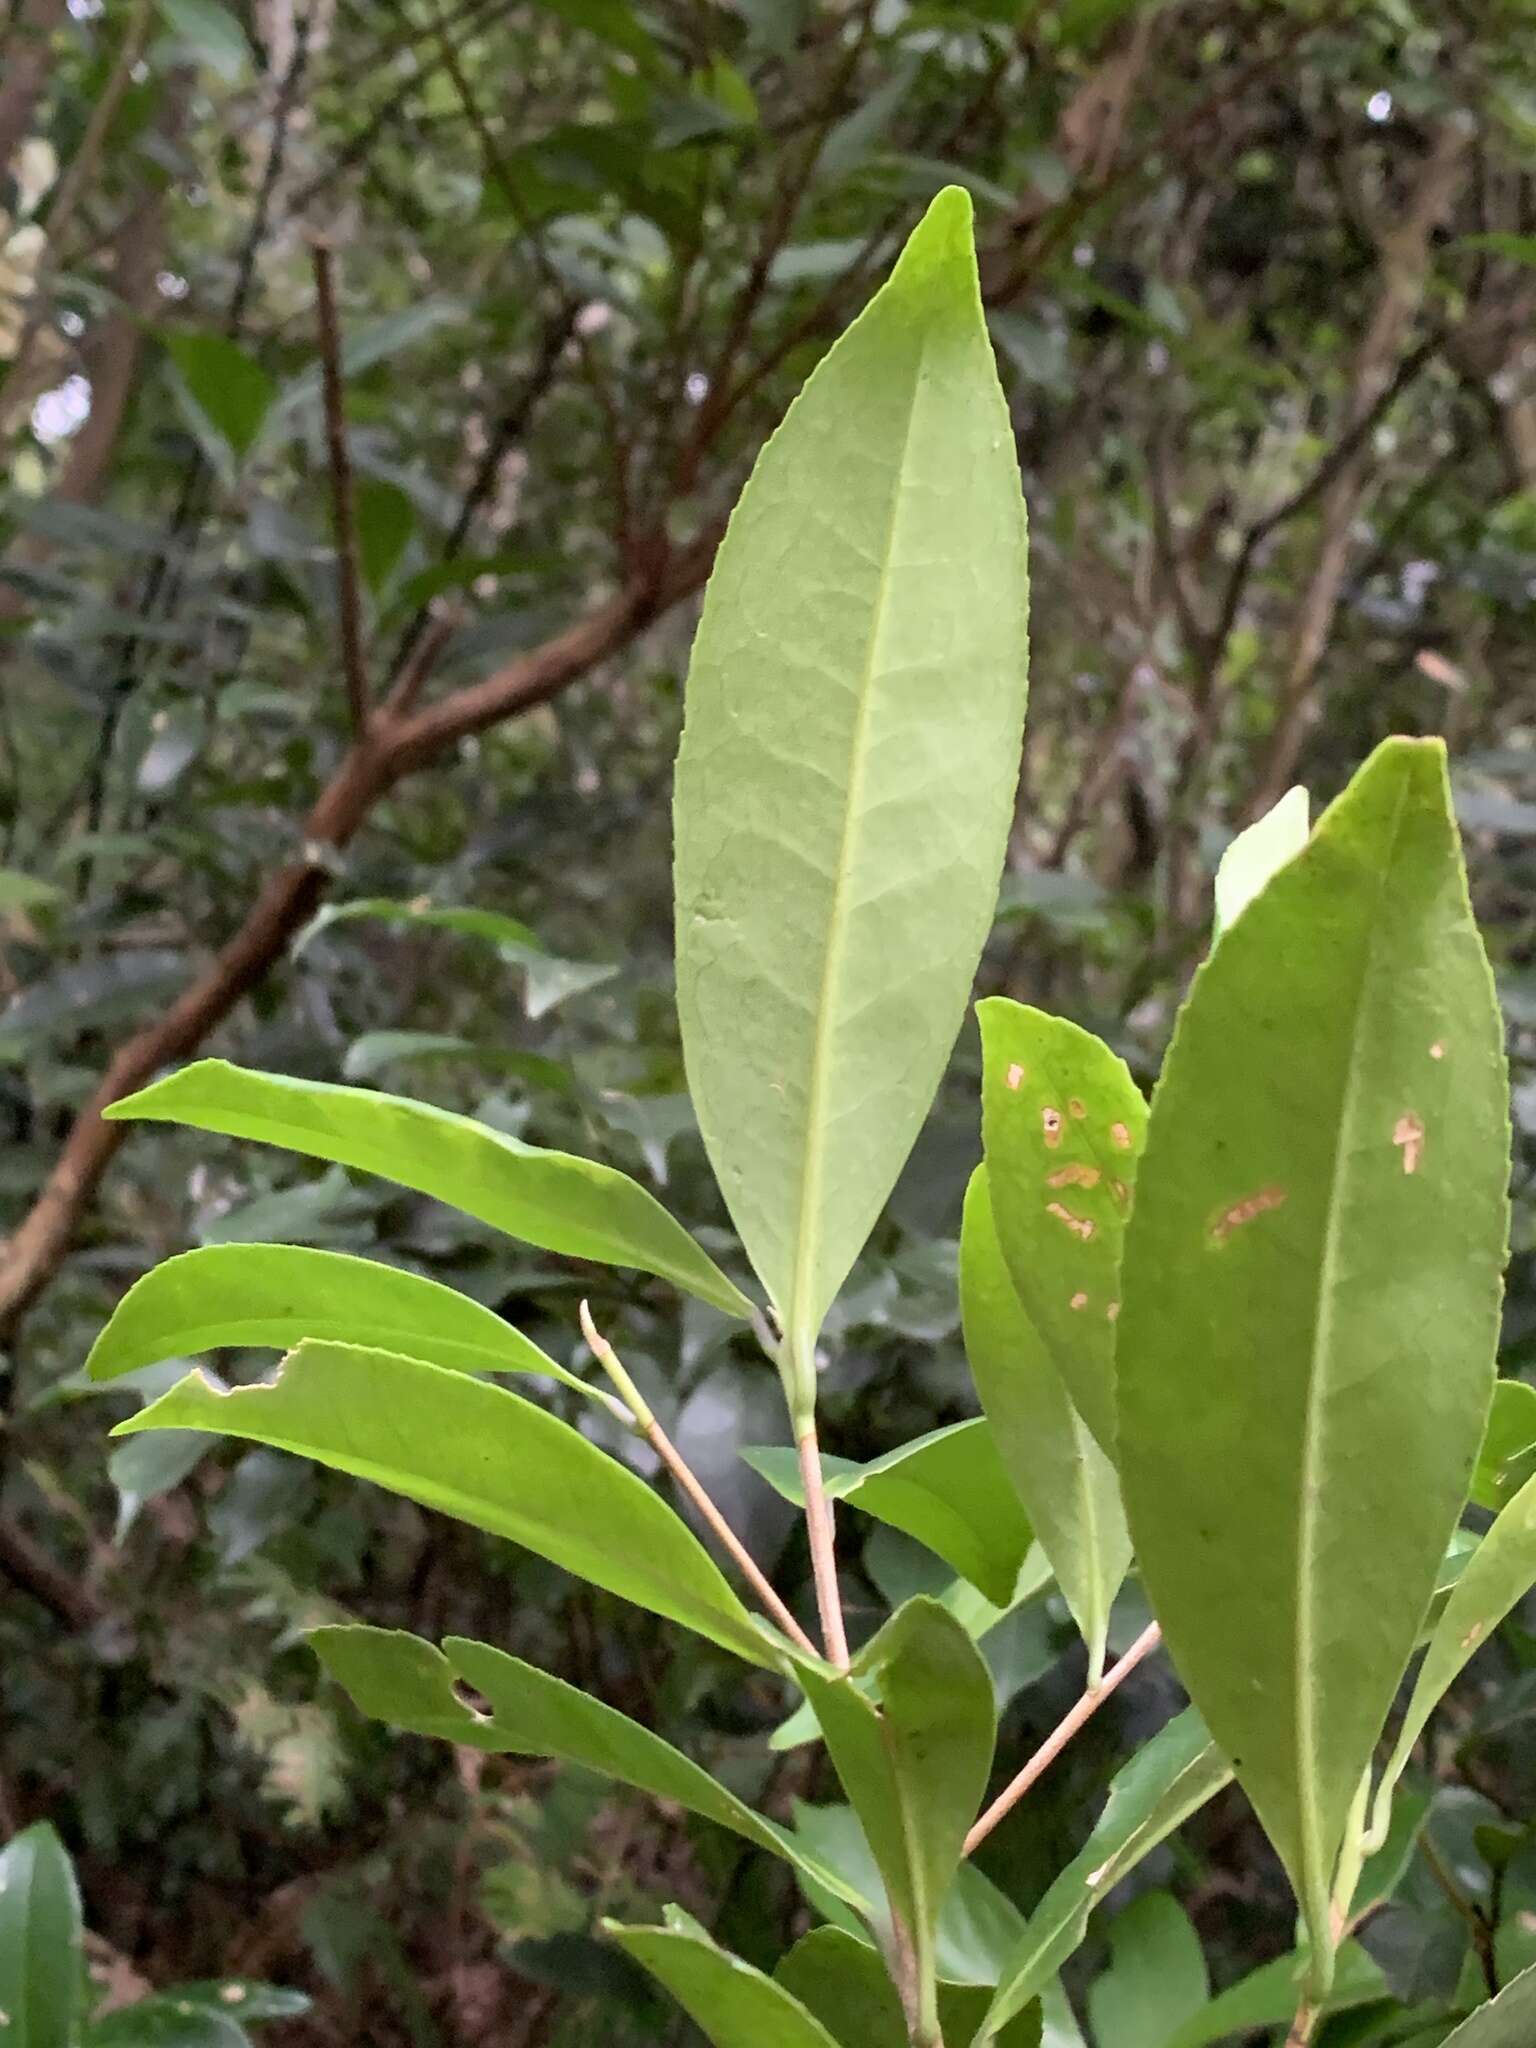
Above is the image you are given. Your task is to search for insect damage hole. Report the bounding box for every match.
[1046,1201,1096,1240]
[1042,1106,1064,1149]
[1047,1162,1100,1190]
[1393,1112,1425,1175]
[451,1678,493,1722]
[1210,1185,1287,1245]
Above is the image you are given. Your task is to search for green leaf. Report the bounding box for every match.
[354,479,415,593]
[0,1823,83,2048]
[1441,1962,1536,2045]
[1160,1941,1388,2048]
[1212,784,1309,938]
[774,1927,1041,2047]
[977,1001,1147,1451]
[108,1427,216,1541]
[85,2005,249,2048]
[960,1168,1128,1679]
[743,1419,1031,1606]
[1472,1379,1536,1511]
[105,1061,752,1317]
[1377,1468,1536,1819]
[674,186,1029,1420]
[978,1710,1231,2042]
[114,1342,774,1664]
[1116,737,1510,1949]
[1085,1893,1207,2048]
[163,332,275,461]
[85,1243,598,1401]
[0,869,61,913]
[153,0,249,79]
[309,1627,863,1909]
[298,899,617,1020]
[796,1598,996,2030]
[606,1912,844,2048]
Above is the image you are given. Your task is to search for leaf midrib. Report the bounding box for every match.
[785,337,933,1378]
[1293,776,1412,1928]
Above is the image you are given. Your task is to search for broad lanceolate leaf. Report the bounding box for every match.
[607,1912,844,2048]
[1085,1893,1206,2048]
[797,1598,996,2031]
[978,1710,1231,2043]
[743,1419,1032,1606]
[977,1002,1146,1451]
[1212,785,1309,938]
[0,1823,83,2048]
[674,186,1030,1421]
[106,1061,751,1317]
[85,1243,599,1401]
[1160,1941,1388,2048]
[960,1169,1128,1679]
[1375,1468,1536,1827]
[1442,1962,1536,2046]
[115,1343,773,1665]
[775,1927,1041,2048]
[310,1627,863,1908]
[1116,737,1510,1949]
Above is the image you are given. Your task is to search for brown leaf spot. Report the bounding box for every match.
[1068,1097,1087,1119]
[1430,1041,1446,1060]
[1070,1292,1089,1312]
[1042,1106,1064,1149]
[1393,1112,1425,1175]
[1210,1185,1288,1244]
[1006,1062,1026,1091]
[1047,1201,1096,1241]
[1106,1301,1120,1322]
[1110,1179,1129,1207]
[1462,1621,1485,1651]
[1047,1162,1101,1190]
[1110,1121,1133,1151]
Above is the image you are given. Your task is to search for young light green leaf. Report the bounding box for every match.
[115,1342,774,1665]
[674,186,1029,1421]
[0,1823,84,2048]
[977,1001,1146,1451]
[775,1927,1042,2048]
[960,1168,1128,1679]
[1212,784,1309,938]
[1376,1468,1536,1823]
[797,1598,996,2031]
[1085,1893,1207,2048]
[607,1912,844,2048]
[105,1061,752,1317]
[978,1710,1231,2043]
[1472,1379,1536,1511]
[85,1243,599,1402]
[310,1627,864,1909]
[1441,1962,1536,2046]
[1116,737,1509,1951]
[743,1419,1031,1606]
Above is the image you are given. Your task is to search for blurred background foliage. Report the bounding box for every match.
[5,0,1536,2038]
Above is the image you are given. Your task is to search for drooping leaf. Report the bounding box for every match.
[0,1823,83,2048]
[108,1427,216,1540]
[105,1062,752,1317]
[977,1002,1146,1451]
[674,186,1029,1421]
[774,1927,1041,2048]
[743,1419,1031,1606]
[1376,1469,1536,1822]
[796,1600,995,2023]
[1116,738,1509,1948]
[960,1168,1128,1678]
[1440,1962,1536,2046]
[310,1628,862,1907]
[1472,1378,1536,1511]
[978,1710,1231,2042]
[1212,784,1309,938]
[1085,1893,1207,2048]
[114,1342,774,1665]
[606,1912,844,2048]
[85,1243,598,1401]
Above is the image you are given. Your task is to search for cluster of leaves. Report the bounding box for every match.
[8,0,1536,2038]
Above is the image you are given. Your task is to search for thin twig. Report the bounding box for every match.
[382,601,459,719]
[797,1425,850,1670]
[964,1622,1163,1856]
[579,1303,818,1658]
[311,238,371,737]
